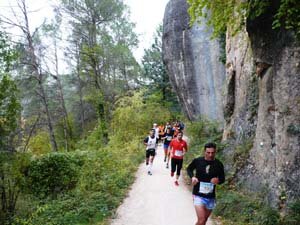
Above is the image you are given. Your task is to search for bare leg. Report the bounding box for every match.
[150,155,155,164]
[164,149,168,160]
[167,151,170,163]
[194,205,212,225]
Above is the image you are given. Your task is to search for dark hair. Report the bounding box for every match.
[204,142,216,150]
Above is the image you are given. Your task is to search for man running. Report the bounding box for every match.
[169,131,187,186]
[186,142,225,225]
[161,127,173,168]
[143,129,158,175]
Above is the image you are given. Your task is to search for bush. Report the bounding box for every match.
[27,131,52,155]
[110,90,171,143]
[16,139,144,225]
[213,189,282,225]
[26,153,82,198]
[0,152,30,225]
[184,118,224,167]
[281,201,300,225]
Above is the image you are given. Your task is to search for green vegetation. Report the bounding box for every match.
[248,74,259,123]
[232,139,253,173]
[0,75,21,150]
[287,123,300,135]
[185,119,300,225]
[25,153,83,198]
[214,188,281,225]
[1,0,182,223]
[188,0,300,39]
[214,188,300,225]
[142,25,180,112]
[185,118,224,164]
[0,89,177,225]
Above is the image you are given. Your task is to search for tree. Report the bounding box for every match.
[40,14,74,151]
[142,25,179,110]
[60,0,140,141]
[0,76,21,151]
[0,0,58,151]
[0,32,21,152]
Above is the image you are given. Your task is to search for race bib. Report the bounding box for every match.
[167,136,172,141]
[175,150,183,157]
[199,182,214,194]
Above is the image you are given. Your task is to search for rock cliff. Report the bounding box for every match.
[162,0,300,207]
[162,0,225,121]
[226,2,300,207]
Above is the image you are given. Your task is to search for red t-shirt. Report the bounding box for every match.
[169,138,188,159]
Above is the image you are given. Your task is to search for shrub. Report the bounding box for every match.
[27,131,52,155]
[184,118,224,166]
[0,152,30,224]
[281,201,300,225]
[26,153,82,198]
[110,90,171,143]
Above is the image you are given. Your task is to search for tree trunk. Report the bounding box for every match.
[21,0,58,151]
[76,44,85,133]
[54,39,72,150]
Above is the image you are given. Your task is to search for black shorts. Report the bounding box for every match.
[171,158,183,175]
[146,149,156,158]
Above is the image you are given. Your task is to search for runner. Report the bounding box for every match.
[161,127,173,168]
[143,129,158,175]
[178,120,185,131]
[158,124,165,142]
[153,123,160,140]
[186,142,225,225]
[169,131,188,186]
[164,122,172,132]
[172,122,180,138]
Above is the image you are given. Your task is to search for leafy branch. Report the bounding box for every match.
[188,0,300,39]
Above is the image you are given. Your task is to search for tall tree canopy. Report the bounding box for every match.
[142,25,179,111]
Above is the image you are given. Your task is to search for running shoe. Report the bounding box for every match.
[148,171,152,175]
[171,172,174,177]
[164,157,166,162]
[174,181,179,186]
[166,164,169,169]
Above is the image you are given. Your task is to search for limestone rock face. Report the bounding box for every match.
[162,0,225,121]
[223,4,300,206]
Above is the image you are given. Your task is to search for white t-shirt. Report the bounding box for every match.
[146,136,157,150]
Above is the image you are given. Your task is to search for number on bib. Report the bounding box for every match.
[199,182,214,194]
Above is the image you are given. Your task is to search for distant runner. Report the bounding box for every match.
[186,142,225,225]
[172,122,180,138]
[143,129,158,175]
[158,124,165,142]
[153,123,160,140]
[169,131,187,186]
[161,127,173,168]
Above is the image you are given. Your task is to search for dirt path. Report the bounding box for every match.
[110,143,214,225]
